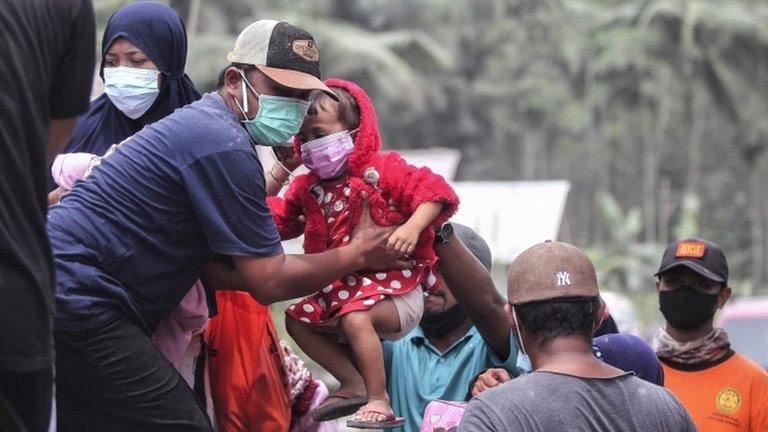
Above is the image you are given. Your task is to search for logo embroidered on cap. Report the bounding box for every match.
[675,241,706,259]
[292,40,319,62]
[556,271,571,286]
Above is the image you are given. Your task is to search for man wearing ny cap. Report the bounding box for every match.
[459,240,696,432]
[651,238,768,432]
[47,20,406,431]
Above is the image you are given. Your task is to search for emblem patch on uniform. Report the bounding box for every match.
[675,241,706,259]
[716,387,741,414]
[292,40,319,62]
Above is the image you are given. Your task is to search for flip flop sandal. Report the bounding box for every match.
[311,391,368,422]
[346,408,406,429]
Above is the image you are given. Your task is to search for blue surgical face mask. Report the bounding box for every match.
[103,66,160,119]
[233,70,309,147]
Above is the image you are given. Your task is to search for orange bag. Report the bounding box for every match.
[205,291,291,432]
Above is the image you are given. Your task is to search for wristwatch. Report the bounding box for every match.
[434,222,454,245]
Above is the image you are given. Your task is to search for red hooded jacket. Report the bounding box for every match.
[267,79,458,266]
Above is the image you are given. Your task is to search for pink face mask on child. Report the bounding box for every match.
[300,130,355,179]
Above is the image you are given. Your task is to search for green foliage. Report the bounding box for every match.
[92,0,768,289]
[587,193,663,292]
[674,193,701,239]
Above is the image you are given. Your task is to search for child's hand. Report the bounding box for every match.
[387,224,420,256]
[273,146,302,171]
[47,186,68,206]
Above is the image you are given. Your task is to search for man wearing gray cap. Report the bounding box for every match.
[459,240,696,432]
[366,223,523,432]
[48,20,405,431]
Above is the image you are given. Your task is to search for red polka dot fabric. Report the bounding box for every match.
[286,179,439,325]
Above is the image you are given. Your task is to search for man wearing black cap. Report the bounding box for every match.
[47,20,406,431]
[652,238,768,432]
[459,240,695,431]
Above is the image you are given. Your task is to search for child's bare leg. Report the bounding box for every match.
[285,316,365,398]
[341,299,401,423]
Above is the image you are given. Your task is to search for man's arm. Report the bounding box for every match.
[435,235,511,360]
[234,195,412,304]
[265,164,291,196]
[265,146,301,196]
[200,261,247,291]
[47,118,78,162]
[47,0,95,161]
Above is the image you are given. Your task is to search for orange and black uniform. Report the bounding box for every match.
[661,351,768,431]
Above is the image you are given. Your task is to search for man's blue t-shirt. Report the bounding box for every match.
[48,92,282,334]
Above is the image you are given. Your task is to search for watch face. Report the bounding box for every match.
[439,222,454,243]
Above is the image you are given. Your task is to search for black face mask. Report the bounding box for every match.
[419,304,469,339]
[659,287,720,330]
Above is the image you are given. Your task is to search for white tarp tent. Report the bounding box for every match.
[450,181,570,263]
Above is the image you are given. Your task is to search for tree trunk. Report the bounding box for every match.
[683,90,704,201]
[186,0,201,43]
[658,177,673,244]
[522,124,543,180]
[648,78,673,243]
[583,60,610,245]
[642,104,657,242]
[679,1,703,205]
[168,0,190,25]
[331,0,359,22]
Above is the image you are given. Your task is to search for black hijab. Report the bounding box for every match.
[62,1,201,158]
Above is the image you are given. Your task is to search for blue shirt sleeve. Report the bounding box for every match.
[181,149,283,257]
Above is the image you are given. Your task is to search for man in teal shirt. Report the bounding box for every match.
[383,224,525,431]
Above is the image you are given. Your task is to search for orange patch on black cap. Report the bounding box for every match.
[675,241,706,259]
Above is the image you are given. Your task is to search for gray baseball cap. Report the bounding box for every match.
[454,223,493,272]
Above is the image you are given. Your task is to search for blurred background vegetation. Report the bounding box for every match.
[93,0,768,304]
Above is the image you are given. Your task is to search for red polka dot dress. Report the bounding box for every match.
[286,178,439,325]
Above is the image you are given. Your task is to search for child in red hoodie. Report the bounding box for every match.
[269,79,458,429]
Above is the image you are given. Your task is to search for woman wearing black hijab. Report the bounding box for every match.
[61,1,200,159]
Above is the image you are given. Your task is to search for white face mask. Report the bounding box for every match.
[103,66,160,119]
[512,306,530,363]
